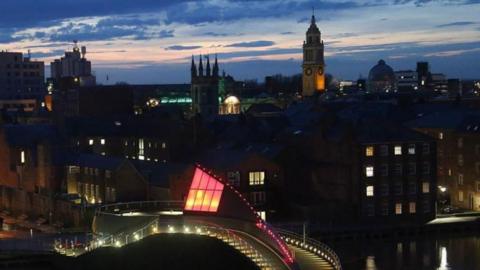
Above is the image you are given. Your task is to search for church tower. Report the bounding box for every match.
[302,12,325,96]
[191,55,219,117]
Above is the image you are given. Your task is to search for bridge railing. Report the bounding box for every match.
[276,229,342,270]
[94,201,184,216]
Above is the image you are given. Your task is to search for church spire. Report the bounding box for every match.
[206,55,211,77]
[311,7,316,25]
[213,54,219,78]
[191,55,197,78]
[198,54,204,77]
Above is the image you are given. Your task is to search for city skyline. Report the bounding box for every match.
[1,0,479,84]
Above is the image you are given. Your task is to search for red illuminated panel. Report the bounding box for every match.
[184,167,225,213]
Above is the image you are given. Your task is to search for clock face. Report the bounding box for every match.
[305,68,312,76]
[317,67,324,75]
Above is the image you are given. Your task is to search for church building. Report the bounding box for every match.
[302,13,326,96]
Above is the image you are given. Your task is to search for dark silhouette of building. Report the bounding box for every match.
[191,55,219,117]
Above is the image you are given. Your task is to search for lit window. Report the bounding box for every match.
[366,186,374,197]
[89,139,94,145]
[439,132,444,140]
[256,211,266,221]
[249,171,265,185]
[101,139,106,145]
[408,144,415,155]
[422,182,430,193]
[365,166,374,177]
[394,146,402,155]
[365,146,374,157]
[395,203,402,215]
[138,138,144,160]
[409,202,416,214]
[20,150,25,164]
[162,142,166,149]
[458,191,464,202]
[185,167,225,212]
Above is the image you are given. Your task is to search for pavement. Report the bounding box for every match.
[289,245,334,270]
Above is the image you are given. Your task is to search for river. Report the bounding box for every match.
[329,234,480,270]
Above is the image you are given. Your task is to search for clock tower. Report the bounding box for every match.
[302,13,325,96]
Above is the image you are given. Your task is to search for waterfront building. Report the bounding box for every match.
[0,51,45,99]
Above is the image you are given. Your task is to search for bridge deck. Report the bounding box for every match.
[289,245,335,270]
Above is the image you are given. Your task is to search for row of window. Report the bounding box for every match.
[68,166,111,178]
[365,200,430,217]
[77,182,116,203]
[5,63,42,69]
[365,162,430,177]
[365,144,430,157]
[366,182,430,197]
[227,171,266,186]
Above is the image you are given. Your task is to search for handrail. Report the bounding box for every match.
[94,201,184,216]
[276,229,342,270]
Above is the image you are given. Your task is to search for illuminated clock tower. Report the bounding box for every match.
[302,13,325,96]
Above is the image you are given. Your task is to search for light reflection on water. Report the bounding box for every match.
[330,235,480,270]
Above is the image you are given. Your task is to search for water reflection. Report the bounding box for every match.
[438,246,449,270]
[330,235,480,270]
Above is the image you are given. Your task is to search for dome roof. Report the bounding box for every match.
[368,59,395,82]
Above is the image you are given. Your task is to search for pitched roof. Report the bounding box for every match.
[66,153,125,170]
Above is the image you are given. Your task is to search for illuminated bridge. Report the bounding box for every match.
[60,166,342,270]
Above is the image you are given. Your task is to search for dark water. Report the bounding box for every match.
[330,234,480,270]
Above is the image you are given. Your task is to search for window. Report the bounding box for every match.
[101,139,106,145]
[395,203,402,215]
[162,142,167,149]
[111,188,116,202]
[256,211,266,221]
[381,201,389,216]
[476,181,480,192]
[458,138,463,148]
[366,203,375,217]
[249,171,265,185]
[89,139,94,145]
[366,186,374,197]
[476,162,480,174]
[227,171,241,187]
[422,182,430,193]
[251,191,266,205]
[408,162,416,176]
[458,191,464,202]
[380,183,389,196]
[105,170,111,178]
[458,174,464,186]
[394,163,403,176]
[409,202,416,214]
[394,182,403,195]
[408,144,416,155]
[365,166,374,177]
[458,155,464,166]
[408,182,417,195]
[422,143,430,155]
[394,146,402,155]
[423,162,430,175]
[185,168,225,212]
[20,150,25,164]
[423,199,430,213]
[138,138,145,160]
[381,164,389,177]
[380,145,389,156]
[438,132,444,140]
[365,146,374,157]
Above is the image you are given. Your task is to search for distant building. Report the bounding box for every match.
[302,14,326,96]
[367,60,396,93]
[416,62,430,89]
[395,70,418,92]
[191,55,219,117]
[0,51,45,99]
[430,73,448,93]
[448,79,462,97]
[50,42,96,87]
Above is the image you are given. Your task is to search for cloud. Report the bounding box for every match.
[281,32,295,35]
[436,21,477,27]
[166,45,203,50]
[225,40,275,48]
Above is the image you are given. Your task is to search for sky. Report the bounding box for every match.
[1,0,479,84]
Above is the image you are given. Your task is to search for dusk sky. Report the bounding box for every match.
[1,0,479,84]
